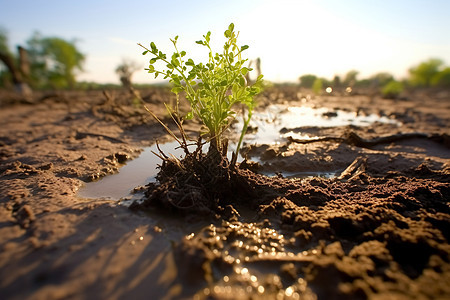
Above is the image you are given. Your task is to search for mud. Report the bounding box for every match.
[0,86,449,299]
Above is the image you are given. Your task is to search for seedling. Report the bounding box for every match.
[138,23,263,165]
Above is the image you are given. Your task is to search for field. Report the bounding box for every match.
[0,86,449,299]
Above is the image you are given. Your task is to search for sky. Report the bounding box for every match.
[1,0,449,84]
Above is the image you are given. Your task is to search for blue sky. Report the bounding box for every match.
[1,0,449,84]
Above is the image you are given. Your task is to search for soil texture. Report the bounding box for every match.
[0,86,449,299]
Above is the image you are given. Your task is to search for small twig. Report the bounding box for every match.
[337,156,367,180]
[130,87,184,147]
[155,140,169,159]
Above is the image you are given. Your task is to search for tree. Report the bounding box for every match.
[370,72,394,88]
[382,80,403,99]
[115,59,140,90]
[26,32,85,89]
[343,70,359,87]
[408,58,443,88]
[299,74,317,88]
[0,28,32,96]
[431,67,450,88]
[312,78,323,95]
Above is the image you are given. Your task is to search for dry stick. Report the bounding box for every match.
[75,132,126,144]
[130,87,184,148]
[337,156,368,180]
[164,102,190,154]
[288,131,432,148]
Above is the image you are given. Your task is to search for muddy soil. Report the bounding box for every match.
[0,86,449,299]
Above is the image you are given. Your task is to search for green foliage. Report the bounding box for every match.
[431,67,450,88]
[26,32,85,89]
[370,72,394,87]
[0,28,12,87]
[0,27,11,55]
[408,58,443,87]
[381,80,403,98]
[140,23,264,157]
[299,74,317,88]
[312,78,323,95]
[343,70,359,86]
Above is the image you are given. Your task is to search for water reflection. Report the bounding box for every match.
[79,104,396,200]
[242,104,396,144]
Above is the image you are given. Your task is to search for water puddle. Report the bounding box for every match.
[244,104,397,144]
[78,140,183,200]
[78,104,396,200]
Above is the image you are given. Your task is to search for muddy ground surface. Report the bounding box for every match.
[0,86,449,299]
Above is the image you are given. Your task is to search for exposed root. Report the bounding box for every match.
[129,146,259,215]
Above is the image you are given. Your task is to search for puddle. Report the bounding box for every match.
[78,140,185,200]
[243,104,397,144]
[79,140,239,201]
[79,104,396,200]
[261,170,338,179]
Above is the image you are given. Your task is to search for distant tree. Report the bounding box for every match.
[332,75,341,89]
[26,32,85,89]
[312,78,323,95]
[382,80,403,99]
[299,74,317,88]
[408,58,443,88]
[431,67,450,88]
[0,28,32,96]
[370,72,394,87]
[343,70,359,87]
[115,59,140,90]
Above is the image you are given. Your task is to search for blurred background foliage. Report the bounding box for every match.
[0,28,449,99]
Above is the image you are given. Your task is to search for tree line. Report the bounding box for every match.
[1,27,449,99]
[299,58,450,98]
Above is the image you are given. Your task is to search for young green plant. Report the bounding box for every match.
[138,23,263,165]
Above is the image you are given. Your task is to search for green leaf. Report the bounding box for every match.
[150,42,157,53]
[205,31,211,42]
[166,63,174,69]
[186,58,195,66]
[142,50,149,55]
[241,45,249,51]
[196,40,204,45]
[185,111,194,120]
[239,76,246,86]
[180,51,186,57]
[171,86,183,94]
[241,67,249,75]
[228,23,235,32]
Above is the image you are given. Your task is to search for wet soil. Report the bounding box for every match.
[0,86,449,299]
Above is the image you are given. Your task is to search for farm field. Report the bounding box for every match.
[0,86,449,299]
